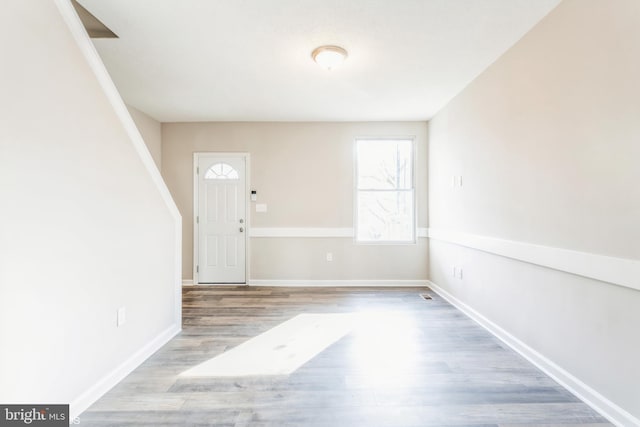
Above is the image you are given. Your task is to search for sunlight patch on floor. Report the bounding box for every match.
[350,310,421,387]
[180,313,356,377]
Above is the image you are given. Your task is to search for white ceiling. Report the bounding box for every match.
[79,0,560,122]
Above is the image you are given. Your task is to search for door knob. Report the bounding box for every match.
[239,219,244,224]
[239,227,244,232]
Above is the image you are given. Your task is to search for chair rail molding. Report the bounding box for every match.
[428,228,640,292]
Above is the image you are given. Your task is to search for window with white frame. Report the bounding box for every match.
[204,163,239,180]
[355,138,415,243]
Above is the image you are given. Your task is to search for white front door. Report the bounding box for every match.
[196,155,247,283]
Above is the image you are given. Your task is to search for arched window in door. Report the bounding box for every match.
[204,163,239,180]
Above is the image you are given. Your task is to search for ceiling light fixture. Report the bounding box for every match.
[311,45,348,70]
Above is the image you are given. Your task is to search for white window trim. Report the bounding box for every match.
[354,137,417,245]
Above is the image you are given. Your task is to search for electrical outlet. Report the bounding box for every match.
[117,307,126,327]
[458,268,464,279]
[452,266,457,277]
[326,252,333,262]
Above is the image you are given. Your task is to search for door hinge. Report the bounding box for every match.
[196,265,199,273]
[197,166,199,174]
[196,216,199,224]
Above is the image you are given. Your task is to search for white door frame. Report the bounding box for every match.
[193,152,251,285]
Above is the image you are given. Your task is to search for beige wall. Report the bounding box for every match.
[429,0,640,422]
[127,105,162,169]
[0,0,179,412]
[162,121,428,281]
[252,238,428,281]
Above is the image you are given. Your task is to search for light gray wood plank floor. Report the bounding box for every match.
[78,286,611,426]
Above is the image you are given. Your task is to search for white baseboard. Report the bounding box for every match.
[70,324,181,420]
[249,279,429,287]
[427,280,639,427]
[184,279,429,287]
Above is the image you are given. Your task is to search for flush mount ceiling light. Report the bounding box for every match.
[311,45,348,70]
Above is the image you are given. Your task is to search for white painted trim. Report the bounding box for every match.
[427,280,638,427]
[69,324,180,421]
[249,227,429,238]
[428,228,640,292]
[55,0,182,329]
[246,155,252,285]
[187,278,429,287]
[193,152,251,285]
[193,155,198,284]
[249,279,429,287]
[55,0,183,414]
[353,137,418,244]
[250,227,354,238]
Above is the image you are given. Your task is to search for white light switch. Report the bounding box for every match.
[256,203,267,213]
[326,252,333,262]
[117,307,126,327]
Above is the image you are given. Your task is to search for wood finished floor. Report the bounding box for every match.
[79,286,611,427]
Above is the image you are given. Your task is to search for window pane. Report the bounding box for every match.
[357,190,414,242]
[357,139,412,190]
[205,163,239,180]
